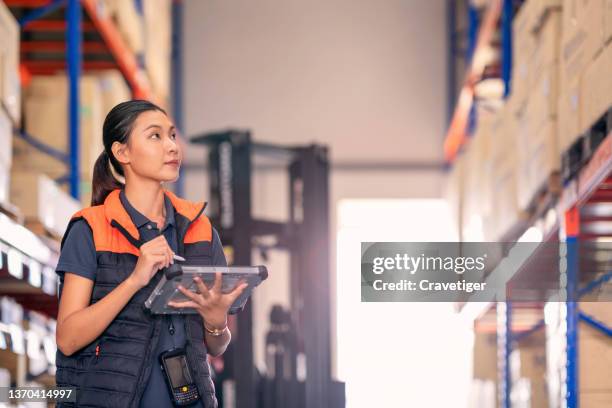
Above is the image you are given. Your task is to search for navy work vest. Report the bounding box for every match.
[55,189,218,408]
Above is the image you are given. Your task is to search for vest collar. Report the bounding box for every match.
[103,189,207,241]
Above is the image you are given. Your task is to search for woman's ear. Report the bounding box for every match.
[111,141,130,166]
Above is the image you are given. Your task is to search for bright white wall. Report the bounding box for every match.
[182,0,448,382]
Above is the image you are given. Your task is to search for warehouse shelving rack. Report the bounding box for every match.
[6,0,165,198]
[477,132,612,408]
[447,1,612,407]
[1,0,182,386]
[1,0,171,318]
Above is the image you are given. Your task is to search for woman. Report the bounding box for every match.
[54,100,247,407]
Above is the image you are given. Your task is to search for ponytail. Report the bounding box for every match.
[91,150,124,206]
[91,100,167,206]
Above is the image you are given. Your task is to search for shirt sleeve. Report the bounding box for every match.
[56,219,98,283]
[211,227,227,266]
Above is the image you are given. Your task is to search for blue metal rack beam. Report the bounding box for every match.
[504,302,512,408]
[18,0,65,27]
[171,0,184,197]
[15,129,68,163]
[67,0,81,199]
[578,271,612,298]
[579,312,612,337]
[565,217,579,408]
[512,318,545,343]
[501,0,512,98]
[15,0,81,199]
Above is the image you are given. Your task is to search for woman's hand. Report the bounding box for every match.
[167,273,248,329]
[128,236,175,289]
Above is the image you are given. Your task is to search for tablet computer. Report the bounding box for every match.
[144,265,268,315]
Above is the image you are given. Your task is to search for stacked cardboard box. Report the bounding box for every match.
[559,0,607,152]
[489,105,521,240]
[106,0,145,56]
[513,8,562,209]
[10,173,81,239]
[0,0,20,123]
[103,0,171,106]
[14,75,104,207]
[462,110,495,241]
[511,3,537,111]
[509,330,548,408]
[0,108,11,205]
[581,35,612,136]
[578,301,612,405]
[545,297,612,407]
[97,69,132,115]
[472,330,498,407]
[444,151,465,241]
[14,70,129,209]
[143,0,172,105]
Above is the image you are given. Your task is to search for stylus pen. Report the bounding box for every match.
[173,254,186,262]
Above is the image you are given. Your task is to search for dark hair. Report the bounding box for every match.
[91,100,167,206]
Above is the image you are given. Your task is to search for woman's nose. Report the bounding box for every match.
[166,137,179,152]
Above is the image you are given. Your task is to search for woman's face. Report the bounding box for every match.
[121,110,182,182]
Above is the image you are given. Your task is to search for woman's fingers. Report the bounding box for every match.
[168,300,199,309]
[177,285,204,306]
[212,272,223,292]
[228,280,248,302]
[193,277,211,299]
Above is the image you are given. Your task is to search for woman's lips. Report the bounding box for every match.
[165,161,180,167]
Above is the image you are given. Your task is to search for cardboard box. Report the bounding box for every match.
[489,106,521,240]
[16,75,104,206]
[0,108,10,205]
[517,117,559,209]
[579,321,612,392]
[512,3,537,109]
[10,172,81,238]
[444,151,465,241]
[473,331,497,381]
[113,0,144,56]
[532,11,562,83]
[581,42,612,132]
[0,161,8,205]
[511,329,547,382]
[581,392,612,407]
[527,0,563,31]
[530,63,560,131]
[143,0,171,102]
[558,79,583,153]
[0,107,11,168]
[561,0,605,85]
[462,112,495,241]
[0,1,20,123]
[605,0,612,44]
[97,70,131,115]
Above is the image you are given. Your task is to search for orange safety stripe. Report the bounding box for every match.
[69,188,211,255]
[184,215,212,244]
[74,206,140,256]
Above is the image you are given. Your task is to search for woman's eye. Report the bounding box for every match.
[170,133,177,140]
[150,133,160,139]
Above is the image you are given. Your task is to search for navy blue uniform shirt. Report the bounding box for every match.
[56,190,226,407]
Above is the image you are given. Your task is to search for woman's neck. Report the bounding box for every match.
[124,181,166,222]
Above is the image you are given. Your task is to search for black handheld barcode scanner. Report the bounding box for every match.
[158,347,201,406]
